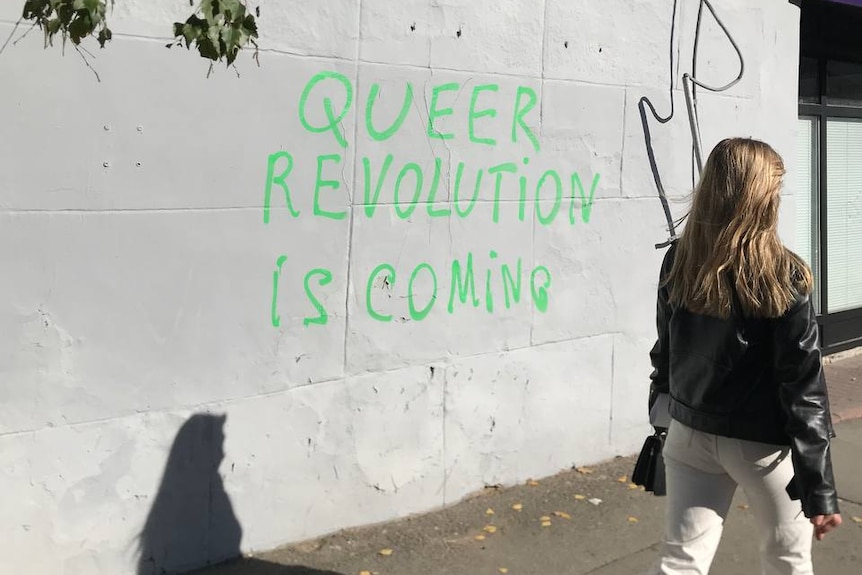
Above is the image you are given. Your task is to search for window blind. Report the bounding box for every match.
[795,116,820,312]
[826,118,862,312]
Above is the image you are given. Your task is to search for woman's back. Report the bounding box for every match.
[656,243,826,447]
[647,138,840,575]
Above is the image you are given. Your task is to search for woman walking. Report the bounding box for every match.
[648,138,841,574]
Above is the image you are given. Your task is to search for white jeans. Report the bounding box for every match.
[652,420,814,575]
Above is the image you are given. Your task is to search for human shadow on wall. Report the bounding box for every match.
[137,413,346,575]
[137,413,243,575]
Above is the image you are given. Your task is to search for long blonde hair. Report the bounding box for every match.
[666,138,812,319]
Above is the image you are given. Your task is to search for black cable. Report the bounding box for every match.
[637,0,680,248]
[641,0,746,249]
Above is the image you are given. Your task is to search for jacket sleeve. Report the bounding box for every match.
[648,247,674,411]
[774,292,839,517]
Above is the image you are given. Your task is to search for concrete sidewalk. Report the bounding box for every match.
[198,360,862,575]
[824,351,862,423]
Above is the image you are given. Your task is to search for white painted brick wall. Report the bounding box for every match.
[0,1,801,573]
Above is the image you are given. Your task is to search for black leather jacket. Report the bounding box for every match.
[649,243,839,517]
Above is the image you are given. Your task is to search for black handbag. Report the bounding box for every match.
[631,431,667,496]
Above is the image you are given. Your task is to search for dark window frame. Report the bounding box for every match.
[798,0,862,354]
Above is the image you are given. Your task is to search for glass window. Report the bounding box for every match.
[826,59,862,107]
[799,56,819,104]
[795,116,821,312]
[826,118,862,312]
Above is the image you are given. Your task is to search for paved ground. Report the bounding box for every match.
[824,351,862,423]
[197,358,862,575]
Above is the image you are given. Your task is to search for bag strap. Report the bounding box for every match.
[729,273,747,337]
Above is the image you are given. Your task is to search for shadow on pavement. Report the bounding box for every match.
[190,558,345,575]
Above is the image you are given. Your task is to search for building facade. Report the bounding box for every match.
[0,1,839,574]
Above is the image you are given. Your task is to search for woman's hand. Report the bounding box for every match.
[810,514,842,540]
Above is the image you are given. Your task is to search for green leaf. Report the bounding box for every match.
[186,14,206,29]
[221,25,243,52]
[197,37,219,61]
[201,0,216,21]
[221,26,244,65]
[57,3,74,26]
[223,0,245,25]
[67,14,91,44]
[46,17,61,34]
[206,23,221,48]
[22,1,38,19]
[97,26,111,48]
[221,0,244,15]
[181,23,201,46]
[242,14,258,37]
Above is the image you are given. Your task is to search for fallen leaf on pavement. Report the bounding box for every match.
[512,503,523,511]
[738,504,749,510]
[486,508,495,515]
[484,525,498,534]
[851,516,862,524]
[588,498,602,506]
[573,494,586,500]
[628,483,639,489]
[576,467,594,474]
[378,549,393,557]
[628,516,639,523]
[359,571,372,575]
[553,511,572,520]
[499,569,509,574]
[527,479,540,486]
[541,520,552,527]
[617,476,628,483]
[540,516,551,521]
[475,535,486,541]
